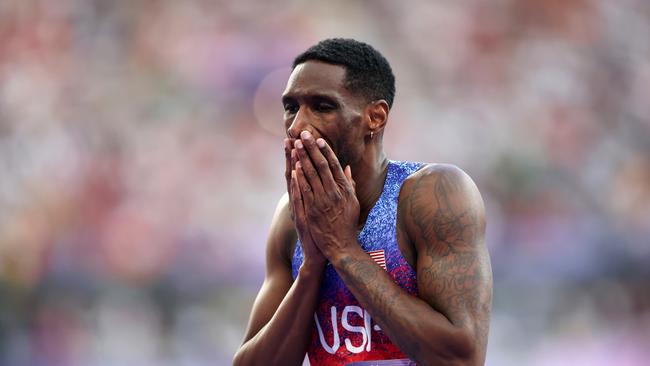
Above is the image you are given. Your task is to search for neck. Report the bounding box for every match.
[350,143,389,230]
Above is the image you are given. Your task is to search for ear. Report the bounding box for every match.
[366,100,389,136]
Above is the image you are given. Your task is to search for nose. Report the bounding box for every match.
[286,106,312,139]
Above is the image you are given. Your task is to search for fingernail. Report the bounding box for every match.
[291,149,296,158]
[295,140,303,149]
[316,138,325,148]
[296,161,302,169]
[291,170,296,179]
[300,130,311,139]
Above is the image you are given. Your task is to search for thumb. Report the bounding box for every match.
[345,165,356,192]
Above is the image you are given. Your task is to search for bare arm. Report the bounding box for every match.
[331,164,492,365]
[232,195,324,366]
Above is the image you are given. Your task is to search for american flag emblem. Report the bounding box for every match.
[368,249,386,270]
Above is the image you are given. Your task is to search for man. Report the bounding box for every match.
[233,38,492,366]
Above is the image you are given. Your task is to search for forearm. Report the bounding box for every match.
[233,264,323,366]
[332,246,475,365]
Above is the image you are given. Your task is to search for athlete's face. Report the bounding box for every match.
[282,61,367,168]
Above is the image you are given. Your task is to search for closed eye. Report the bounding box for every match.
[312,97,338,113]
[314,102,336,112]
[283,102,298,114]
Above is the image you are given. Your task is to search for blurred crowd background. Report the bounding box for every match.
[1,0,649,365]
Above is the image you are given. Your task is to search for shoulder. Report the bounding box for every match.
[399,163,485,248]
[404,163,478,195]
[401,163,483,206]
[266,193,298,270]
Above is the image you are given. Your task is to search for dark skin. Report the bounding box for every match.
[233,61,492,366]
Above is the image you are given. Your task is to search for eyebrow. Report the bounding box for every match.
[281,92,339,105]
[281,95,294,105]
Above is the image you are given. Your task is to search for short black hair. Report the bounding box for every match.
[292,38,396,108]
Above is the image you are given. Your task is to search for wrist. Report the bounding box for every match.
[299,259,326,278]
[328,237,363,268]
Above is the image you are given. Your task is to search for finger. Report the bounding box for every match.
[295,161,315,208]
[285,146,298,218]
[316,137,348,186]
[284,138,293,190]
[291,148,298,175]
[300,131,337,193]
[345,165,356,193]
[294,139,326,197]
[290,170,308,231]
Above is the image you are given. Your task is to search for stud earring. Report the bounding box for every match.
[370,131,374,139]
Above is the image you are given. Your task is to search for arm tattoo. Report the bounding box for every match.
[410,169,492,343]
[338,256,399,319]
[338,255,423,357]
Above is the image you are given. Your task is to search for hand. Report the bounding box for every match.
[285,138,327,268]
[293,131,360,261]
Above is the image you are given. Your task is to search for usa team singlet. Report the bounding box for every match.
[292,160,424,366]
